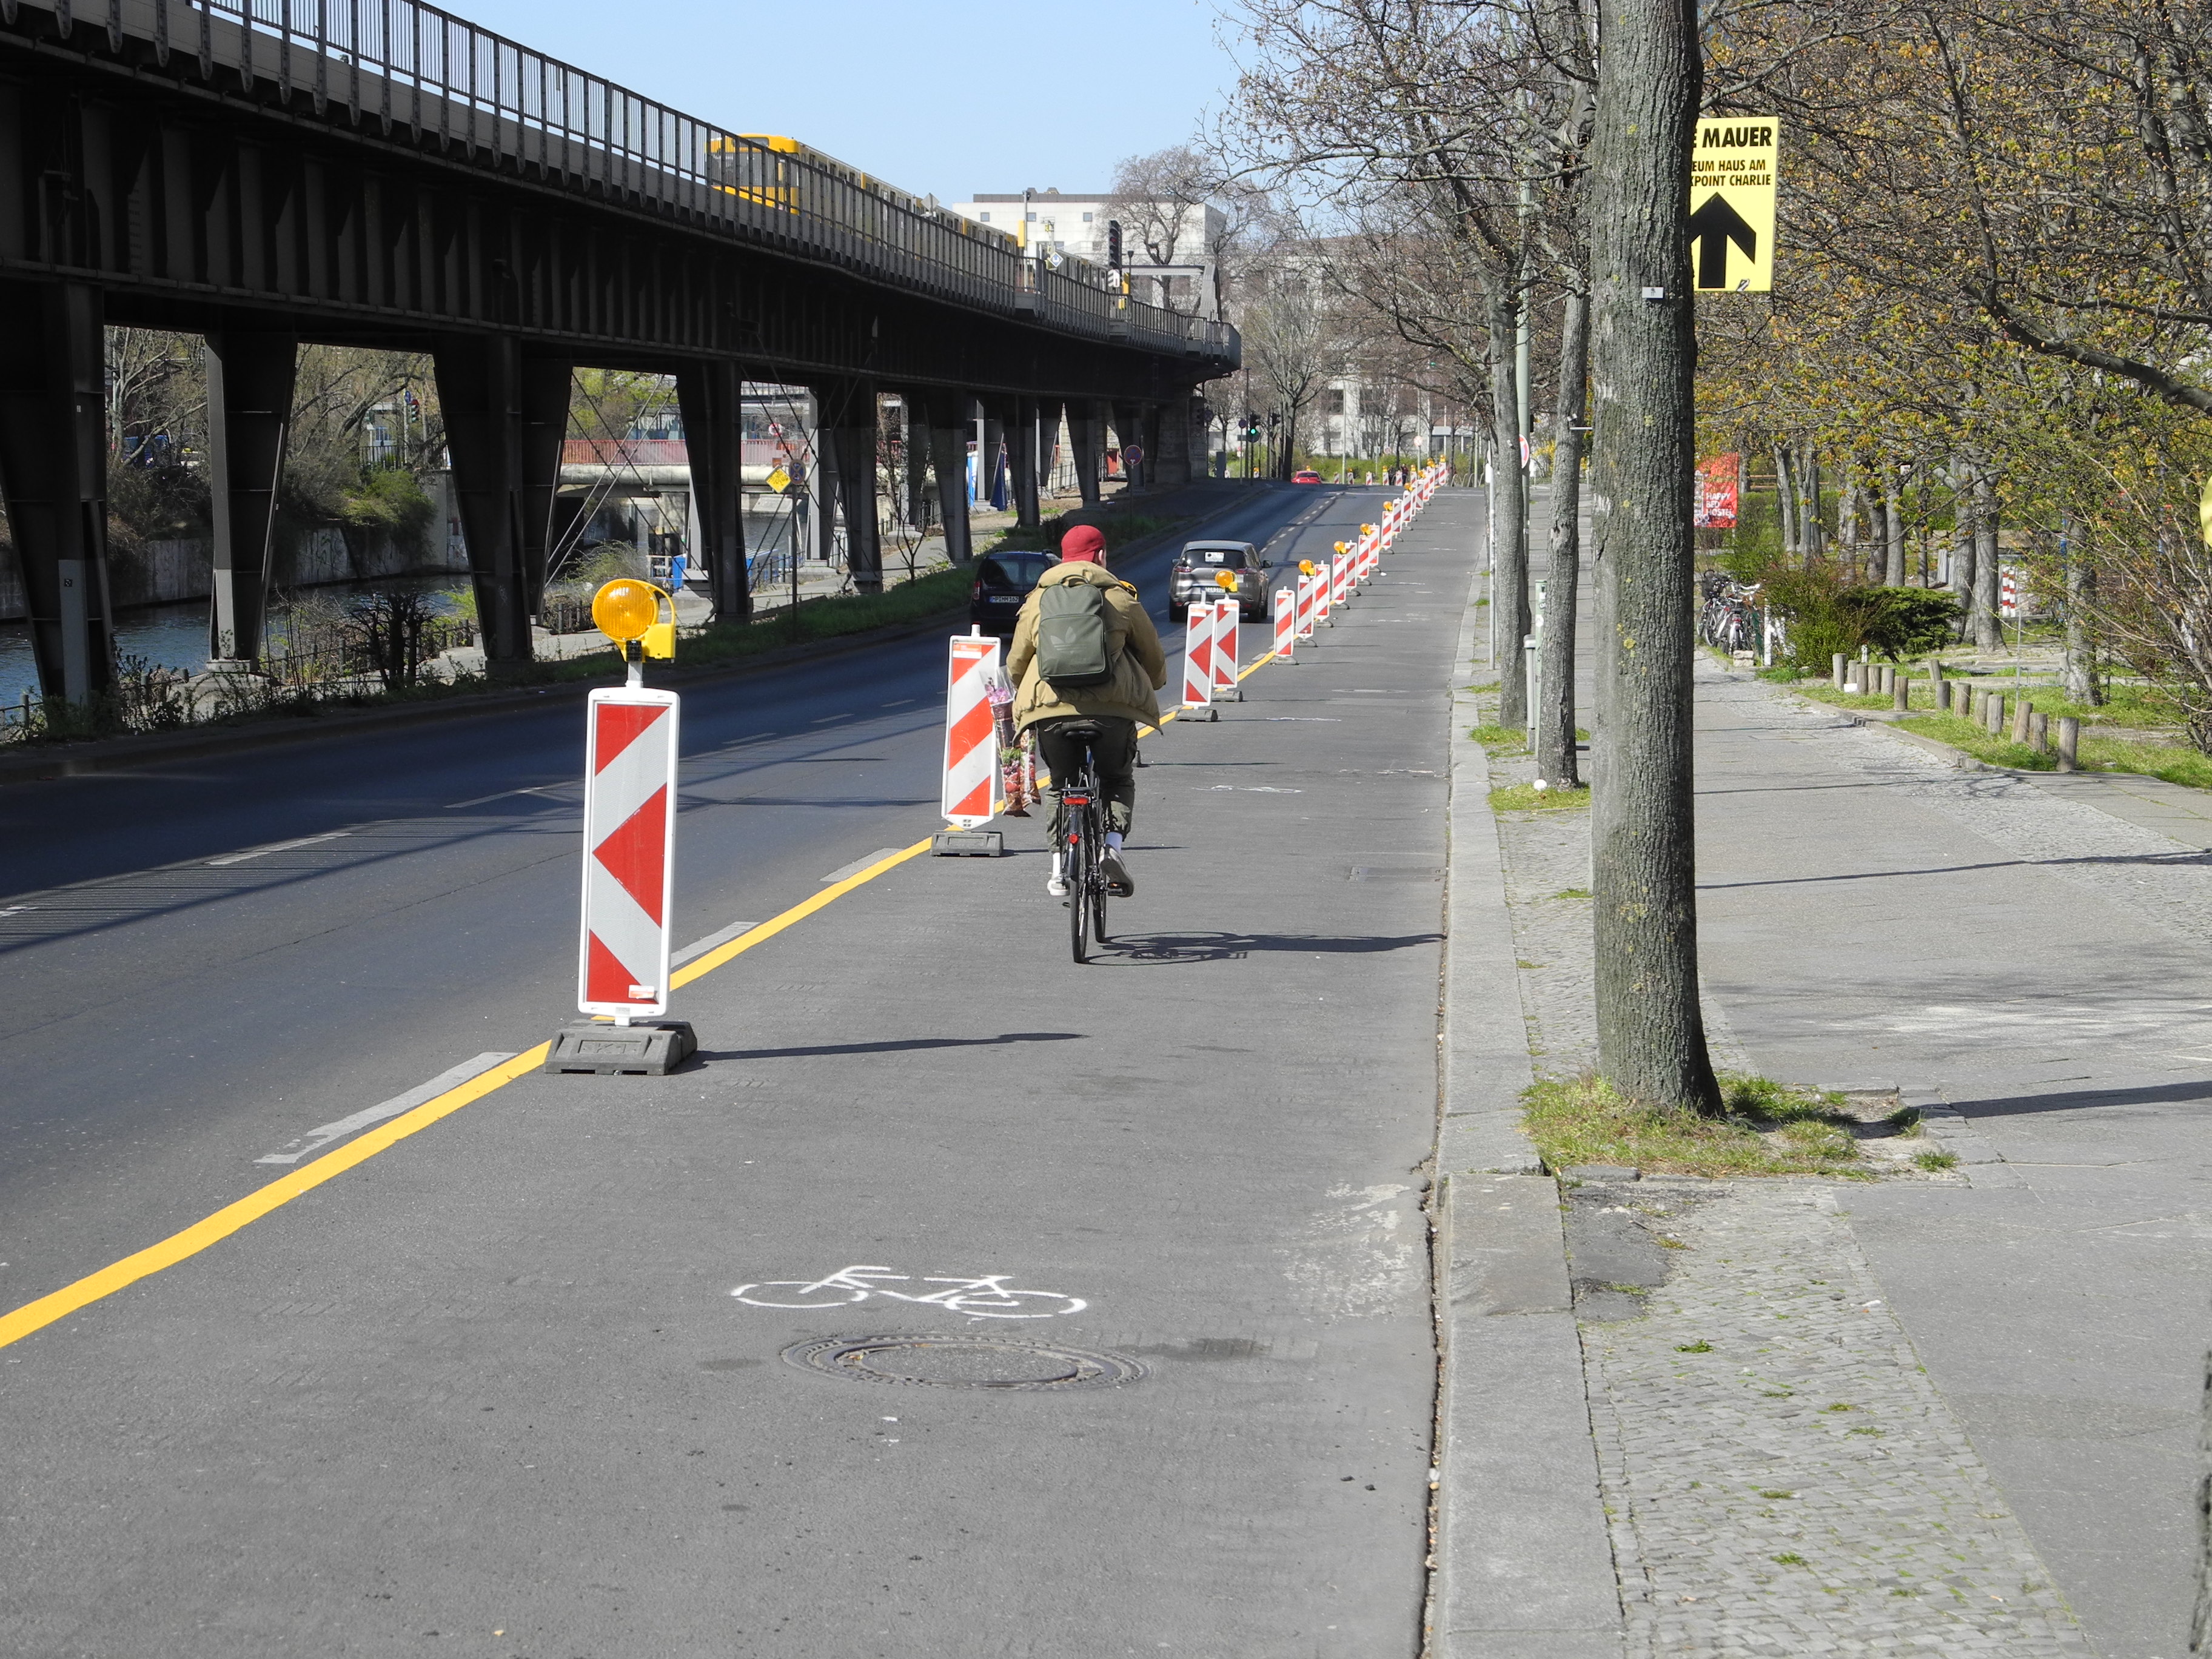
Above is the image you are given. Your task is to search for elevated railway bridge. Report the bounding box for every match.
[0,0,1238,700]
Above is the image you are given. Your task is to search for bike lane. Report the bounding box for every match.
[0,484,1472,1657]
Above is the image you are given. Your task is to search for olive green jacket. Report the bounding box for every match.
[1005,561,1167,731]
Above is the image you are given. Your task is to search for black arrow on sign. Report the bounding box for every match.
[1688,195,1758,289]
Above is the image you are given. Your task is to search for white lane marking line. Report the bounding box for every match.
[207,831,352,866]
[808,714,846,725]
[672,917,759,967]
[1262,717,1341,722]
[881,699,917,708]
[0,905,38,915]
[253,1053,520,1165]
[443,786,561,809]
[821,847,907,885]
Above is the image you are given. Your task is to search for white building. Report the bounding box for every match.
[947,189,1225,315]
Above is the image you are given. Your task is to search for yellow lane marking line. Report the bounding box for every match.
[672,837,933,987]
[0,834,939,1353]
[0,1048,545,1351]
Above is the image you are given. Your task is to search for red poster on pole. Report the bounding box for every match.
[1694,454,1741,528]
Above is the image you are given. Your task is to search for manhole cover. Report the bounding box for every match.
[782,1335,1145,1391]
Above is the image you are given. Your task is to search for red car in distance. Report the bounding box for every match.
[1291,469,1323,484]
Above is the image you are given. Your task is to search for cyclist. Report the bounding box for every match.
[1004,522,1166,899]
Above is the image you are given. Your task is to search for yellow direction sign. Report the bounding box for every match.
[765,466,791,494]
[1690,117,1778,292]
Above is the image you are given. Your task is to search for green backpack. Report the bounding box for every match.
[1034,580,1116,688]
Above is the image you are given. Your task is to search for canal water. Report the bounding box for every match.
[0,574,473,710]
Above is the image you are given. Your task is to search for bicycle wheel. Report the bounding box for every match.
[942,1289,1090,1319]
[731,1281,870,1309]
[1090,813,1110,944]
[1067,802,1089,965]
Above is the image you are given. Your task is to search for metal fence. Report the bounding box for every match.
[73,0,1235,363]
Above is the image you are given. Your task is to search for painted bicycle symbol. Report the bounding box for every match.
[730,1265,1086,1319]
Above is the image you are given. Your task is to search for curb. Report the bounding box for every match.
[0,606,969,788]
[0,503,1222,790]
[1431,511,1626,1658]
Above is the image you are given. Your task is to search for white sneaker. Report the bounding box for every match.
[1047,856,1069,899]
[1101,846,1134,897]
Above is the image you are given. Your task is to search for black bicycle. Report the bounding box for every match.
[1057,726,1111,964]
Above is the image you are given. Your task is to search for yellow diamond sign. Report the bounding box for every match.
[766,466,791,494]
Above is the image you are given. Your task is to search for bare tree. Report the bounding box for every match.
[1238,253,1336,477]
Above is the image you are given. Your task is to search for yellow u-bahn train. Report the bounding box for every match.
[706,133,1016,253]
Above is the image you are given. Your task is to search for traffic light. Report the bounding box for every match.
[1107,220,1122,270]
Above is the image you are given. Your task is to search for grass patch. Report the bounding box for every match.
[1555,887,1592,900]
[1794,683,1896,711]
[1471,722,1527,752]
[1895,713,2052,770]
[1913,1148,1960,1172]
[1491,781,1590,811]
[1524,1070,1869,1179]
[1676,1340,1712,1353]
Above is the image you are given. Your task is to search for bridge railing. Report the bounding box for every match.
[76,0,1235,363]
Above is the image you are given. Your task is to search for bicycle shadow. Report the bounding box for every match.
[691,1031,1084,1063]
[1096,930,1441,965]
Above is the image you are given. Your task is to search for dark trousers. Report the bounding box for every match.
[1034,717,1138,838]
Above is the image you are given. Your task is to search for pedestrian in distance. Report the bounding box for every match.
[1004,522,1167,900]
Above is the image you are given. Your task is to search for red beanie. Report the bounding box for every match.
[1059,523,1107,561]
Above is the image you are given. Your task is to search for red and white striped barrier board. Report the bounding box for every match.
[1314,559,1334,626]
[1212,598,1241,699]
[1181,599,1216,711]
[1295,574,1318,640]
[942,634,1005,828]
[1273,586,1297,662]
[578,686,680,1018]
[1332,548,1353,609]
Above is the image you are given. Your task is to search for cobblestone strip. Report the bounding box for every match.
[1583,1180,2091,1657]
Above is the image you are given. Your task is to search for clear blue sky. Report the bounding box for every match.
[451,0,1241,204]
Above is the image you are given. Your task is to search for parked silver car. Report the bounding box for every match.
[1169,540,1271,623]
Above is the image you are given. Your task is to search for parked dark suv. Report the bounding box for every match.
[969,550,1058,636]
[1169,541,1270,623]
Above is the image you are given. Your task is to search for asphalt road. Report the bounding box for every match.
[0,479,1479,1657]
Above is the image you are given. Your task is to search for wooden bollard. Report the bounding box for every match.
[1928,657,1945,693]
[2010,695,2032,743]
[1832,652,1847,689]
[2029,710,2049,752]
[2056,716,2080,772]
[1988,692,2006,734]
[1893,672,1909,712]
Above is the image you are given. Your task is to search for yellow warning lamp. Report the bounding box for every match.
[1215,569,1239,592]
[592,579,677,665]
[1298,558,1315,577]
[1334,540,1348,555]
[1362,523,1378,536]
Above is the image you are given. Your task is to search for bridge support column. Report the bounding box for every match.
[1155,395,1195,487]
[1008,395,1042,529]
[819,379,882,593]
[1068,401,1104,507]
[0,281,116,706]
[675,359,749,624]
[1110,402,1143,489]
[435,337,571,672]
[980,406,1006,512]
[204,324,298,666]
[919,391,974,565]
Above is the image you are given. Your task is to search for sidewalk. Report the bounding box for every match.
[1434,504,2206,1656]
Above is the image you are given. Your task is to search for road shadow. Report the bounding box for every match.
[1094,929,1442,965]
[692,1031,1084,1062]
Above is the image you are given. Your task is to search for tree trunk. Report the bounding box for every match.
[1773,443,1798,561]
[1489,293,1531,728]
[1948,455,1976,636]
[1884,463,1907,585]
[1799,450,1823,563]
[1537,286,1589,789]
[1588,0,1717,1111]
[2062,528,2103,705]
[1971,465,2002,649]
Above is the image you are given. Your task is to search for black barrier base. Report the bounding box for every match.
[933,830,1004,857]
[543,1019,698,1076]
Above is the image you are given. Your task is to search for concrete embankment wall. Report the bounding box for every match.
[0,526,471,620]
